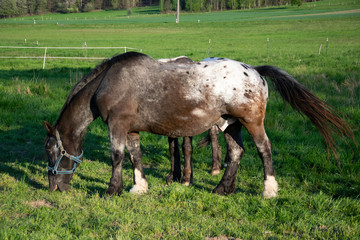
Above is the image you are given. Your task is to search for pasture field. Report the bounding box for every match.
[1,0,360,239]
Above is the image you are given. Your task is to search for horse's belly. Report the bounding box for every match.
[135,107,221,138]
[149,120,218,138]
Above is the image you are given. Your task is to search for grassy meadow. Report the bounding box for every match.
[0,0,360,239]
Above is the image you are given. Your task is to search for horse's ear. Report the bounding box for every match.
[44,121,55,135]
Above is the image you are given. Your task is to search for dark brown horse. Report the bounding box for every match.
[158,56,196,186]
[166,125,223,186]
[44,52,355,198]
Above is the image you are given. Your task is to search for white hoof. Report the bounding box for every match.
[129,183,148,194]
[182,181,190,187]
[130,169,148,194]
[262,176,278,199]
[211,169,221,176]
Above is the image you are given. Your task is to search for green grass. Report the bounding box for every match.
[1,0,360,239]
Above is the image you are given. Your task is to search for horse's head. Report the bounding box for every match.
[44,121,82,192]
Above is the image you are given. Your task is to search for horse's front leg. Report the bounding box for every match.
[213,121,244,195]
[182,136,193,186]
[127,132,148,194]
[106,123,128,195]
[167,137,181,184]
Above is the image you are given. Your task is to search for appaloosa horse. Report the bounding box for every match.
[158,56,224,186]
[44,52,355,198]
[159,56,233,186]
[158,56,197,185]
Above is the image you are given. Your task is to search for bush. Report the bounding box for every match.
[0,0,17,18]
[291,0,303,6]
[83,2,95,12]
[55,2,67,13]
[185,0,204,12]
[67,4,79,13]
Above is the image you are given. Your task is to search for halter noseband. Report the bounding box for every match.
[48,130,83,175]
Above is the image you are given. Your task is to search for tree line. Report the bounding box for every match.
[0,0,313,18]
[162,0,306,12]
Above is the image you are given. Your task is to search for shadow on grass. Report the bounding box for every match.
[0,124,48,190]
[258,7,288,11]
[0,160,45,191]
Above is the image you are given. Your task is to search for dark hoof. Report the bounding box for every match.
[167,173,181,184]
[212,184,226,195]
[212,182,236,195]
[166,175,173,184]
[105,185,123,195]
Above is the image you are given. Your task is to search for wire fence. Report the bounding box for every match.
[0,44,143,69]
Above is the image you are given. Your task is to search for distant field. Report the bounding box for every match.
[1,0,359,24]
[0,0,359,239]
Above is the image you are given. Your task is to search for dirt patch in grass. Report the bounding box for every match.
[25,200,53,208]
[205,236,242,240]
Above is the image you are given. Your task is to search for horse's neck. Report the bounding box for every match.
[56,104,94,154]
[56,77,101,153]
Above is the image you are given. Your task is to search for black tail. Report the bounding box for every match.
[254,65,356,167]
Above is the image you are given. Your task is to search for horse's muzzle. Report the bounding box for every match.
[48,175,69,192]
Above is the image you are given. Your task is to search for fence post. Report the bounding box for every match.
[84,42,87,57]
[318,44,322,55]
[43,47,47,69]
[326,38,328,54]
[125,47,127,53]
[267,38,269,58]
[207,39,211,57]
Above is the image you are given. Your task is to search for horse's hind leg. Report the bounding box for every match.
[213,121,244,195]
[127,132,148,194]
[182,136,193,186]
[167,137,181,184]
[209,126,222,175]
[244,122,278,198]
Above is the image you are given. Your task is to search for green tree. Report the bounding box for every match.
[0,0,17,17]
[291,0,302,6]
[185,0,205,12]
[227,0,239,9]
[17,0,27,15]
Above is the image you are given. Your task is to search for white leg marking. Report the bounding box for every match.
[130,169,148,194]
[211,169,221,176]
[218,117,237,132]
[183,182,190,187]
[262,175,278,199]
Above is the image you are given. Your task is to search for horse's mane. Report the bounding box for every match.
[63,52,147,106]
[56,52,148,125]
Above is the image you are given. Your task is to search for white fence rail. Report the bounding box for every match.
[0,45,142,69]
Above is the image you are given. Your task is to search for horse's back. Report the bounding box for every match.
[95,53,269,137]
